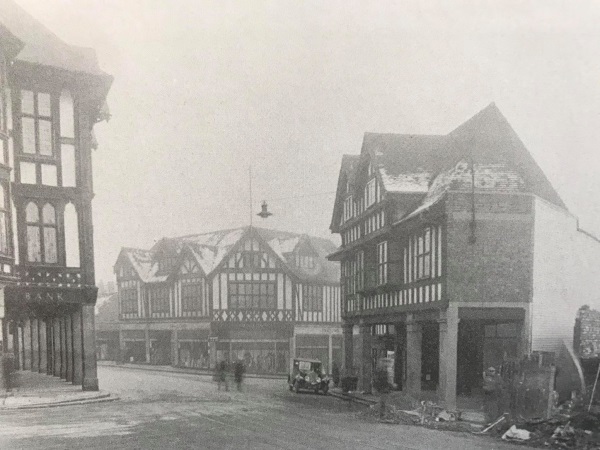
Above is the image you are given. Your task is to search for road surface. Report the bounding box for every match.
[0,365,532,449]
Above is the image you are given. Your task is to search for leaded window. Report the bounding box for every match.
[121,285,138,314]
[149,285,170,313]
[229,281,276,309]
[0,184,8,254]
[181,282,202,313]
[377,241,388,285]
[25,202,57,263]
[302,285,323,312]
[415,227,431,280]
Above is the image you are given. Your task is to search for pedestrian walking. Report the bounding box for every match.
[234,360,245,391]
[216,360,229,391]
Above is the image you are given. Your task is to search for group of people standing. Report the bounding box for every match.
[215,360,246,391]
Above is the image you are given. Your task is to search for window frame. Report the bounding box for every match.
[181,280,203,313]
[302,285,323,312]
[415,227,432,280]
[377,241,388,286]
[228,280,277,310]
[24,201,59,265]
[148,285,170,314]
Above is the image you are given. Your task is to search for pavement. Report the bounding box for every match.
[1,370,116,410]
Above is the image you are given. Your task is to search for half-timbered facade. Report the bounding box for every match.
[109,227,342,375]
[329,103,600,410]
[0,1,112,391]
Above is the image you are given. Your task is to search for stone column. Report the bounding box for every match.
[439,305,459,411]
[39,320,47,373]
[342,322,354,374]
[65,314,74,382]
[145,328,151,364]
[46,320,53,375]
[357,322,372,393]
[405,314,422,396]
[53,317,61,377]
[13,323,21,370]
[72,309,83,385]
[171,330,178,367]
[328,334,333,375]
[31,318,39,372]
[209,339,217,370]
[23,319,32,371]
[60,317,68,379]
[118,329,125,364]
[82,304,99,391]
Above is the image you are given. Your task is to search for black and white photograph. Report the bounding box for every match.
[1,1,600,448]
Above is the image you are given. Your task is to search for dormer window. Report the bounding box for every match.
[159,256,177,273]
[368,161,374,176]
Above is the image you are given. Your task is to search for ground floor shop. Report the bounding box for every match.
[102,321,343,375]
[343,304,528,410]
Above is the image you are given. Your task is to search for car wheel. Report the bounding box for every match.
[294,381,300,394]
[288,383,293,391]
[322,385,329,395]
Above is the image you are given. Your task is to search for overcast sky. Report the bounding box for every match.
[14,0,600,284]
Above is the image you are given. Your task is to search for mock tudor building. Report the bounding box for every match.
[109,226,342,375]
[329,103,600,409]
[0,1,112,390]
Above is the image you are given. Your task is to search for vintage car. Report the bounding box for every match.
[288,358,330,394]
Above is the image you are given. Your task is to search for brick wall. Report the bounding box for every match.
[445,192,534,304]
[574,307,600,358]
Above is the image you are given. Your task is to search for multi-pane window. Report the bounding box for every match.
[302,285,323,312]
[25,202,57,263]
[18,90,76,187]
[343,196,354,222]
[21,90,53,156]
[149,285,170,313]
[120,283,138,314]
[0,184,8,255]
[229,281,276,309]
[342,259,356,295]
[365,178,378,207]
[181,282,202,312]
[377,241,388,285]
[355,251,364,291]
[295,254,315,269]
[415,227,432,280]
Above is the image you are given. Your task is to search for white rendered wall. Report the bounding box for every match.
[531,198,600,353]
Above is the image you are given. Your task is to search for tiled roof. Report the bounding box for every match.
[118,227,339,285]
[0,0,108,76]
[358,103,565,209]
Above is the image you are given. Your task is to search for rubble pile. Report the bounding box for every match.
[490,410,600,448]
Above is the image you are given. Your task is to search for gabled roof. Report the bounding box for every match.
[331,103,566,232]
[116,227,340,285]
[0,0,109,76]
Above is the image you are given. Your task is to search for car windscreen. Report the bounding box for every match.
[298,361,312,371]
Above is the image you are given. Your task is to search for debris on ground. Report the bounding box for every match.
[436,410,457,422]
[501,425,531,441]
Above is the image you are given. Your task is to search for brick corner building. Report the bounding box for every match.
[329,103,600,410]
